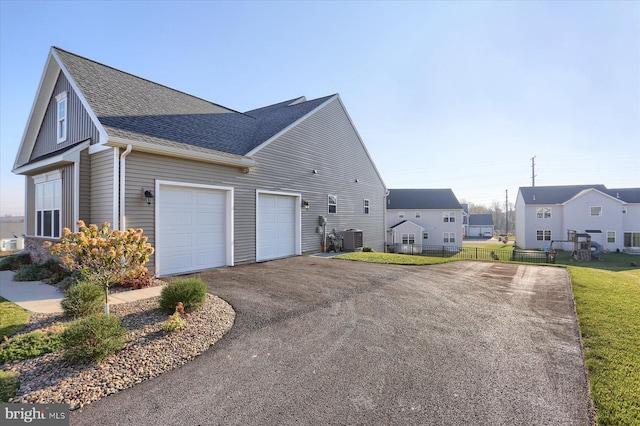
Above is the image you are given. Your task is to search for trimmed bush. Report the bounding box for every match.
[61,314,126,363]
[12,260,66,282]
[362,246,373,252]
[160,278,207,313]
[0,253,31,271]
[0,325,65,363]
[61,281,104,318]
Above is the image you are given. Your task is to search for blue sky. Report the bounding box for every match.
[1,1,638,216]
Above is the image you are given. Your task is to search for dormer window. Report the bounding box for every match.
[56,92,67,143]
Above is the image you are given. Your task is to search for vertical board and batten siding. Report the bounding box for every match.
[90,148,115,226]
[25,177,35,235]
[121,97,385,270]
[30,73,101,160]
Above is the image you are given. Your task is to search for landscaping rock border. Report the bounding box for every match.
[3,293,235,410]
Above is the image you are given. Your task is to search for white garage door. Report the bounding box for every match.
[257,193,298,261]
[157,184,228,275]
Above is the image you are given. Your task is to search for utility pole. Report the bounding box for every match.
[531,156,536,187]
[505,189,509,235]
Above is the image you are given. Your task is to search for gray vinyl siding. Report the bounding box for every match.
[30,73,100,160]
[121,97,385,271]
[25,177,35,235]
[60,164,74,230]
[24,164,75,236]
[90,148,116,226]
[78,149,91,224]
[254,98,386,254]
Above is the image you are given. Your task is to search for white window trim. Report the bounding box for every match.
[56,91,68,144]
[443,232,456,243]
[536,207,552,219]
[443,211,456,223]
[364,199,370,215]
[423,232,429,240]
[34,170,63,238]
[591,206,602,216]
[328,194,337,214]
[398,211,405,219]
[402,233,415,244]
[415,211,421,218]
[607,231,616,243]
[536,229,552,241]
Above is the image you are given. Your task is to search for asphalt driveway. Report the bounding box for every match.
[71,257,593,425]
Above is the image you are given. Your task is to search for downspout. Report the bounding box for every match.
[119,145,132,231]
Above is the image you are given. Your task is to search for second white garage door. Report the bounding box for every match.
[157,183,231,276]
[257,192,300,261]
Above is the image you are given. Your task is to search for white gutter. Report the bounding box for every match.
[119,145,133,231]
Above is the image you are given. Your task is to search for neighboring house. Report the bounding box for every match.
[0,220,25,252]
[12,47,386,276]
[515,185,640,252]
[386,189,464,253]
[467,214,494,238]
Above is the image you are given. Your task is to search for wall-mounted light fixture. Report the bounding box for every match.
[302,200,310,210]
[312,169,318,174]
[142,189,154,205]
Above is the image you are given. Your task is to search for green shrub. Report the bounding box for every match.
[0,325,65,363]
[0,253,31,271]
[0,370,19,402]
[12,260,65,282]
[362,246,373,252]
[61,281,104,319]
[61,314,126,364]
[160,278,207,313]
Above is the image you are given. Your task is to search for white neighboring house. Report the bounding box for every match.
[0,221,25,252]
[515,185,640,252]
[386,189,464,253]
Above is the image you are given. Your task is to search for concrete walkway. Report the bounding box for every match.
[0,270,164,313]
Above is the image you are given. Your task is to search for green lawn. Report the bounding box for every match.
[570,267,640,425]
[0,296,30,338]
[0,296,30,402]
[337,251,640,425]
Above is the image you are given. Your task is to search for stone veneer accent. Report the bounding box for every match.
[23,236,60,264]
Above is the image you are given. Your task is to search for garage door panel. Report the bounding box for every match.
[158,184,228,275]
[257,193,297,262]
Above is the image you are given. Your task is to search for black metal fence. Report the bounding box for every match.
[387,244,555,264]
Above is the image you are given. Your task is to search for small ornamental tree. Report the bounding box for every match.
[44,221,154,314]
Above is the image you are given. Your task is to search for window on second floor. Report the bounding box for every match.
[415,211,421,218]
[443,212,455,223]
[398,211,405,219]
[590,206,602,216]
[56,92,67,143]
[363,199,370,215]
[536,207,551,219]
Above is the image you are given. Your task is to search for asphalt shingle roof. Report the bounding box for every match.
[519,185,640,204]
[469,214,494,226]
[386,189,462,210]
[53,47,333,156]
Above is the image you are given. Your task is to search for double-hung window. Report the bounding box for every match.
[328,194,337,214]
[536,207,551,219]
[34,171,62,238]
[443,212,455,222]
[590,206,602,216]
[363,199,370,215]
[402,233,415,244]
[443,232,455,243]
[607,231,616,243]
[536,230,551,241]
[56,92,67,143]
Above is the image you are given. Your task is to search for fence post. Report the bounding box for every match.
[475,247,478,259]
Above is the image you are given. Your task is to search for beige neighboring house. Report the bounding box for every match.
[12,47,386,275]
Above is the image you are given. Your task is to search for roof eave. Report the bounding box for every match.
[106,136,256,169]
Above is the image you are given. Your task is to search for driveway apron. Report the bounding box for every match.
[71,258,593,425]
